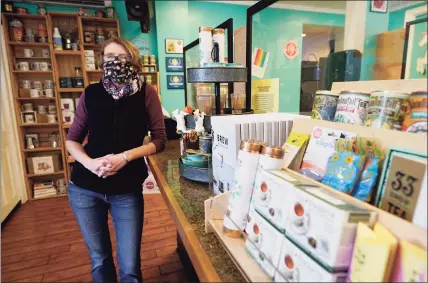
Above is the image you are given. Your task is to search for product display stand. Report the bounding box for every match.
[204,192,272,282]
[187,67,247,115]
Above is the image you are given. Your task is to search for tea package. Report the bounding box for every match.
[300,127,357,181]
[322,137,384,202]
[282,132,310,170]
[348,222,398,282]
[351,140,384,202]
[391,240,427,282]
[322,137,365,194]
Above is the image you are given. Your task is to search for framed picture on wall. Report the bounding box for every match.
[165,57,184,72]
[370,0,388,13]
[166,75,184,89]
[165,39,183,54]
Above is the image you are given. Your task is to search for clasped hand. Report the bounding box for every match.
[85,153,128,178]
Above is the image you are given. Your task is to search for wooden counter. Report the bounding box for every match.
[147,140,245,282]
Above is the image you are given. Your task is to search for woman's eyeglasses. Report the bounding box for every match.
[103,54,131,62]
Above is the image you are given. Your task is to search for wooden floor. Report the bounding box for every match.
[1,194,188,283]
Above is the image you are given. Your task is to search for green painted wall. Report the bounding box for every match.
[113,1,158,57]
[155,1,189,113]
[155,1,249,113]
[251,8,345,113]
[409,14,427,79]
[360,2,390,81]
[388,2,427,31]
[155,2,345,113]
[187,2,247,40]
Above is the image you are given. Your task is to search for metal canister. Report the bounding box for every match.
[258,145,285,170]
[212,28,225,63]
[223,140,262,238]
[311,90,339,121]
[199,135,212,154]
[105,6,115,18]
[402,91,428,134]
[334,91,370,125]
[365,91,409,130]
[199,26,212,67]
[244,144,284,234]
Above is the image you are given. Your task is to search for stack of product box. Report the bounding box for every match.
[33,181,57,199]
[84,50,96,71]
[211,113,310,195]
[244,169,377,282]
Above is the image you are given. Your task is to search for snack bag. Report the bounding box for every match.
[322,138,366,194]
[352,141,384,202]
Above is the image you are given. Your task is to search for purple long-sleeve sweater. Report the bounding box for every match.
[67,84,167,152]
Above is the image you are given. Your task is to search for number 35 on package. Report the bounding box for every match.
[376,149,427,230]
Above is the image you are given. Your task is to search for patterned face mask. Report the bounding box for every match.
[102,57,141,100]
[103,58,134,84]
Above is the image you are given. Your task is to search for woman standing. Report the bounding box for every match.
[66,37,166,283]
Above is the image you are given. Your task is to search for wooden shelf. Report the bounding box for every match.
[20,123,59,127]
[67,156,75,163]
[15,57,52,59]
[2,11,120,201]
[9,42,50,47]
[209,220,272,282]
[48,12,78,18]
[81,17,118,23]
[54,50,82,56]
[83,43,102,49]
[86,70,103,73]
[27,171,65,178]
[58,88,84,93]
[17,97,56,101]
[13,70,53,74]
[2,13,46,20]
[23,147,63,153]
[140,72,157,75]
[33,193,67,200]
[63,123,72,129]
[142,64,157,66]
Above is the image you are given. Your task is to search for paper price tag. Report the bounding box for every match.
[380,155,427,222]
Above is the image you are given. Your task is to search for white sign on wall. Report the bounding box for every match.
[284,40,299,60]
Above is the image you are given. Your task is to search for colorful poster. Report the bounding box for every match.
[165,57,184,72]
[166,75,184,89]
[251,78,279,113]
[252,48,270,78]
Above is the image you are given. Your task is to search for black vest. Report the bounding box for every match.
[71,82,149,194]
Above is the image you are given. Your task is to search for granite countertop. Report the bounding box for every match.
[149,140,245,282]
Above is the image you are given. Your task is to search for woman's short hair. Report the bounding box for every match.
[99,37,142,71]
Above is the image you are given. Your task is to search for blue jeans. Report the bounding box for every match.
[68,182,144,283]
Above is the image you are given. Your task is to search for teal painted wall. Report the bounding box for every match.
[361,2,390,81]
[155,1,248,112]
[187,2,247,39]
[155,1,189,113]
[251,8,345,113]
[388,2,428,31]
[113,1,158,57]
[409,14,427,79]
[155,2,344,113]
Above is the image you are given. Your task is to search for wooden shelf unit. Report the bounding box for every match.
[1,11,120,200]
[2,12,68,200]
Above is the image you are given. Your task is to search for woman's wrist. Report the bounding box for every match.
[121,152,130,163]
